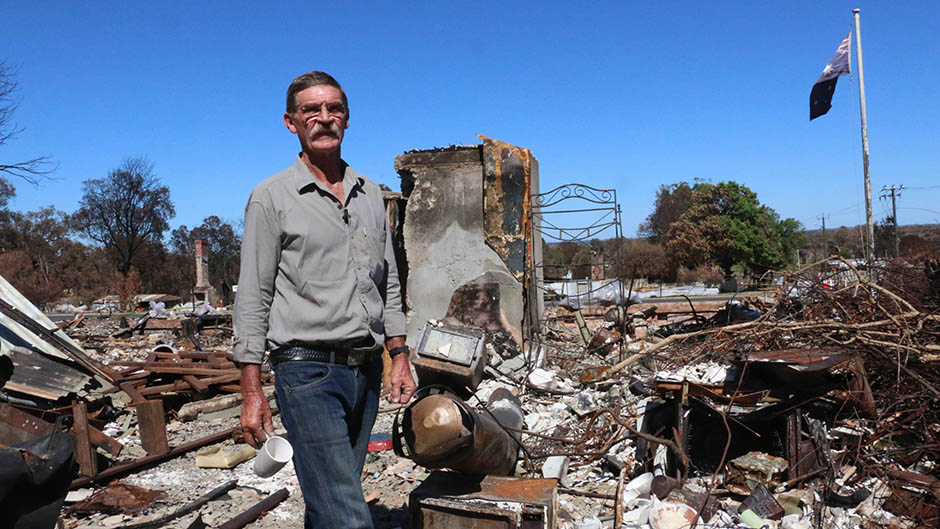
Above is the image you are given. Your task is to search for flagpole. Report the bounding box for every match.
[853,8,874,264]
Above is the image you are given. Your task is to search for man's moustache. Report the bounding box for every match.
[311,123,339,136]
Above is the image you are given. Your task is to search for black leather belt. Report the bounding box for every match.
[269,343,379,367]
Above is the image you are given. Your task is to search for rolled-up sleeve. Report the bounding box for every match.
[233,194,280,364]
[382,218,407,338]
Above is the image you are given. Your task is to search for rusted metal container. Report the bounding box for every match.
[393,386,523,476]
[409,471,557,529]
[411,323,488,395]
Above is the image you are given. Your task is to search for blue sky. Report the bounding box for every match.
[3,2,938,239]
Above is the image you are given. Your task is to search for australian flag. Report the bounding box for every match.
[810,32,852,120]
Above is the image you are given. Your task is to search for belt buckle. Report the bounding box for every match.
[347,349,366,366]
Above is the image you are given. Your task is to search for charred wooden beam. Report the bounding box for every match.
[135,400,169,456]
[71,402,97,477]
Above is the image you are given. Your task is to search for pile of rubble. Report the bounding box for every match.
[1,258,938,528]
[388,259,939,528]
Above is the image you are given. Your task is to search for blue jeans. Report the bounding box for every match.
[273,357,381,529]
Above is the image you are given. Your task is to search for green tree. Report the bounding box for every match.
[540,238,568,279]
[873,217,896,259]
[827,226,863,259]
[666,181,804,275]
[72,157,175,276]
[570,248,593,279]
[639,181,699,243]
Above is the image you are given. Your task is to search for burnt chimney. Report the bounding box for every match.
[194,239,209,288]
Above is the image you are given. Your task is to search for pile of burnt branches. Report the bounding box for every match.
[607,257,940,477]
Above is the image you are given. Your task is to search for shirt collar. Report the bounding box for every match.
[291,155,363,195]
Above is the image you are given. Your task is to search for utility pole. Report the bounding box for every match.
[853,9,875,265]
[817,213,830,259]
[880,184,904,258]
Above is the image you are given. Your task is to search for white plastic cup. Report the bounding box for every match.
[253,435,293,478]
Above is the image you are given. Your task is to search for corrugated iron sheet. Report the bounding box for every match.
[0,274,93,401]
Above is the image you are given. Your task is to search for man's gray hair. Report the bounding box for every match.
[286,71,348,116]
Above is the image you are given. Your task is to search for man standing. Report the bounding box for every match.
[234,71,416,528]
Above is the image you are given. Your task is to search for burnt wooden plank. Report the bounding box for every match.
[119,381,148,405]
[87,424,124,457]
[138,366,240,377]
[138,373,243,396]
[72,402,97,478]
[135,400,169,456]
[183,375,210,393]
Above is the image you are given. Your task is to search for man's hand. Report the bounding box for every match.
[388,353,416,403]
[385,336,416,404]
[240,364,274,448]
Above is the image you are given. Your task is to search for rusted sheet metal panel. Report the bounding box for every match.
[480,135,533,282]
[0,273,117,398]
[3,346,91,401]
[0,274,88,361]
[415,499,518,529]
[0,402,55,445]
[410,472,557,529]
[739,348,858,391]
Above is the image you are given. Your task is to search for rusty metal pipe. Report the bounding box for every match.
[217,488,289,529]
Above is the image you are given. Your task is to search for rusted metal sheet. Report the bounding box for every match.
[480,136,533,282]
[4,346,91,401]
[0,292,120,383]
[0,276,103,402]
[740,348,853,378]
[69,482,163,515]
[409,471,557,529]
[0,402,54,445]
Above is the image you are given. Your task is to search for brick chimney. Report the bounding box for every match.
[194,239,209,288]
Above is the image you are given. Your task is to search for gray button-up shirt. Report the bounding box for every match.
[233,157,406,365]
